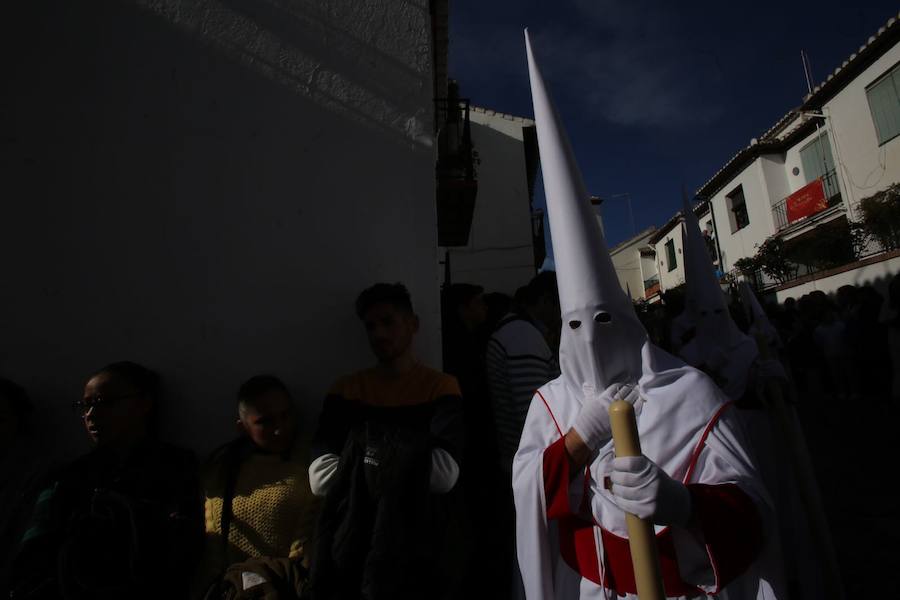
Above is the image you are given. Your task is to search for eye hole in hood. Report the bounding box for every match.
[594,312,612,324]
[568,320,582,330]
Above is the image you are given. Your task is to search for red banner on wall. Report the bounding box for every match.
[786,179,828,224]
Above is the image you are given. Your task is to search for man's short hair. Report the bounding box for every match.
[518,271,558,307]
[237,375,290,410]
[93,361,162,402]
[355,282,414,319]
[442,283,483,311]
[91,361,162,435]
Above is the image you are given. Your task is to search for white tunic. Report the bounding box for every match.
[512,343,783,599]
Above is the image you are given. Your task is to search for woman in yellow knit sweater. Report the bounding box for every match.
[196,376,320,594]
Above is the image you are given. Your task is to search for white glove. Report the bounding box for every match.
[309,453,340,497]
[572,383,640,451]
[609,456,691,526]
[429,448,459,493]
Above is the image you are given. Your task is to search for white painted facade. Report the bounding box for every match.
[0,0,443,456]
[697,15,900,299]
[706,159,779,273]
[609,227,658,300]
[652,220,687,292]
[442,107,538,295]
[819,40,900,219]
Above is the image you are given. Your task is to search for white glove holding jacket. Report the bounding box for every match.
[609,455,692,526]
[572,382,640,451]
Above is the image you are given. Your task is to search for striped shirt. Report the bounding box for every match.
[485,314,559,472]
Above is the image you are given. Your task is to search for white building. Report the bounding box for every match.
[609,227,659,301]
[643,196,723,298]
[0,0,452,456]
[696,11,900,302]
[441,106,540,294]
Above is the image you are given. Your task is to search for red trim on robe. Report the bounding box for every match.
[683,401,734,484]
[538,394,762,594]
[536,390,562,437]
[538,391,605,584]
[543,437,573,521]
[688,483,763,592]
[542,437,603,584]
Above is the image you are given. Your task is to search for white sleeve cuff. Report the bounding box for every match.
[430,447,459,493]
[309,453,340,497]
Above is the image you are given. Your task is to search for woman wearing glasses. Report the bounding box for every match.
[9,362,202,600]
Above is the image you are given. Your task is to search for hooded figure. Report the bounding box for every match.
[512,31,781,599]
[740,282,782,352]
[678,194,759,401]
[738,284,828,600]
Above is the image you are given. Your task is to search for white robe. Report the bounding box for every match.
[512,343,783,599]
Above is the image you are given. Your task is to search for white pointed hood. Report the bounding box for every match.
[525,31,645,397]
[678,194,758,399]
[740,281,782,349]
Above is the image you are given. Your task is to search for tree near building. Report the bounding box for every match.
[858,183,900,252]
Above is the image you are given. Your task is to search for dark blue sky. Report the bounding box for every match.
[449,0,899,248]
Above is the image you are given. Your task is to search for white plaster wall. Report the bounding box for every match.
[0,0,439,457]
[654,228,686,291]
[611,247,643,300]
[821,43,900,220]
[775,255,900,304]
[611,230,656,299]
[444,110,536,295]
[708,159,777,271]
[759,155,791,208]
[641,253,659,281]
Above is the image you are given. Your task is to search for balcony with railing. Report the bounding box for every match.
[772,170,842,232]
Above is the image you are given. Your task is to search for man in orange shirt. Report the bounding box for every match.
[308,282,463,600]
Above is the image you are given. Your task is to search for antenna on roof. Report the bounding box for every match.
[801,50,815,95]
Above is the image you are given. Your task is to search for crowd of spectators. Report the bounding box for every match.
[2,272,898,599]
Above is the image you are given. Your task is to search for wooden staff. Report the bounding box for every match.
[609,400,665,600]
[753,334,844,599]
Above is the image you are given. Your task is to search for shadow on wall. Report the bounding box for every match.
[132,0,435,148]
[0,0,440,457]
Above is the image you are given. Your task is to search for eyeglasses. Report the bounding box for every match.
[72,395,139,416]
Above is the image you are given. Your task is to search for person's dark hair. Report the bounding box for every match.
[442,283,484,312]
[513,284,531,307]
[483,292,512,330]
[836,285,858,309]
[93,361,162,402]
[857,285,884,315]
[0,377,32,433]
[529,271,558,301]
[516,271,558,308]
[91,361,162,436]
[355,282,414,319]
[237,375,290,409]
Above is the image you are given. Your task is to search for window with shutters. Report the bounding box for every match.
[665,239,677,272]
[866,63,900,146]
[726,186,750,233]
[799,133,840,200]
